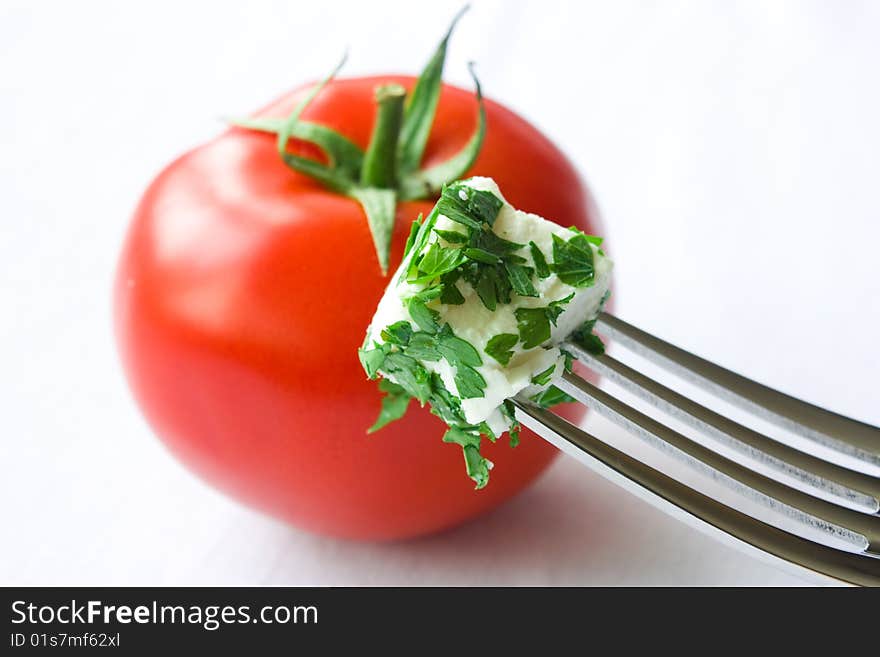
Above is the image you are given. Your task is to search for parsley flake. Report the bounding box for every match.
[546,293,574,325]
[410,242,466,284]
[439,271,465,304]
[442,427,493,489]
[381,352,432,403]
[407,299,440,333]
[464,247,502,264]
[551,232,595,287]
[435,182,502,229]
[454,365,486,399]
[484,333,519,366]
[380,321,413,346]
[427,373,466,425]
[530,363,557,386]
[402,215,423,259]
[529,241,551,278]
[514,306,552,349]
[560,348,575,373]
[368,380,412,433]
[570,319,606,355]
[531,385,576,408]
[476,230,524,254]
[504,262,538,297]
[358,342,390,379]
[501,400,521,447]
[406,332,441,361]
[406,287,442,333]
[434,229,468,244]
[437,328,483,367]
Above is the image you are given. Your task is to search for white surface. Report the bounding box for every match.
[1,0,878,586]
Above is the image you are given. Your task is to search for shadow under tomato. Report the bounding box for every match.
[260,451,647,585]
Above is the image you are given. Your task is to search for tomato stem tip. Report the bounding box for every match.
[361,84,406,189]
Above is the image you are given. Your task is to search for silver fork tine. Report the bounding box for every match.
[551,371,880,555]
[596,312,880,471]
[512,400,880,587]
[563,342,880,514]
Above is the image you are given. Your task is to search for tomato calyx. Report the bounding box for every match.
[230,6,485,274]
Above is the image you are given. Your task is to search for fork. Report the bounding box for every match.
[513,312,880,586]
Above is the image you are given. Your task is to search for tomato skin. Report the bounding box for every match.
[114,75,604,540]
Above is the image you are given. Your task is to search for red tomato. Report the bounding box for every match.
[114,76,604,540]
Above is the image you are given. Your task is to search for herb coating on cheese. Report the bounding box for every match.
[359,177,612,488]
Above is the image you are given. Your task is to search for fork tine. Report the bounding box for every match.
[512,400,880,587]
[596,312,880,470]
[552,371,880,554]
[562,342,880,514]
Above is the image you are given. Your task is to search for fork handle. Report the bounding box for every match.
[513,399,880,587]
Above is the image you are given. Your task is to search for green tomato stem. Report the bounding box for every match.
[360,84,406,189]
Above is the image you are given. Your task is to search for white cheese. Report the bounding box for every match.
[365,176,612,434]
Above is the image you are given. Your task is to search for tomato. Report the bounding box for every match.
[114,74,604,540]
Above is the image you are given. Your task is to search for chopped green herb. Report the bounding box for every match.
[513,293,579,350]
[442,427,492,489]
[400,205,442,284]
[436,184,496,229]
[530,363,557,386]
[560,348,575,373]
[492,267,513,305]
[374,320,487,401]
[570,319,605,355]
[458,184,503,224]
[358,342,389,379]
[441,425,480,448]
[406,290,442,333]
[484,333,519,366]
[411,285,443,303]
[454,365,487,399]
[567,226,603,246]
[427,373,466,425]
[436,201,481,229]
[531,385,576,408]
[476,230,524,255]
[471,265,498,311]
[437,329,483,367]
[529,241,551,278]
[515,306,552,349]
[402,215,423,259]
[501,400,521,447]
[466,421,497,442]
[434,228,468,244]
[368,380,412,433]
[380,321,413,346]
[439,271,465,304]
[546,293,574,325]
[406,332,441,361]
[381,352,432,403]
[466,263,512,311]
[414,242,467,282]
[504,262,538,297]
[464,247,502,264]
[551,232,595,287]
[577,332,605,355]
[464,187,504,227]
[407,301,440,334]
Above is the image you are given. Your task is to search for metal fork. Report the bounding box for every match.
[513,312,880,586]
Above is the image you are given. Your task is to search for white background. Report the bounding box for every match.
[2,0,878,585]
